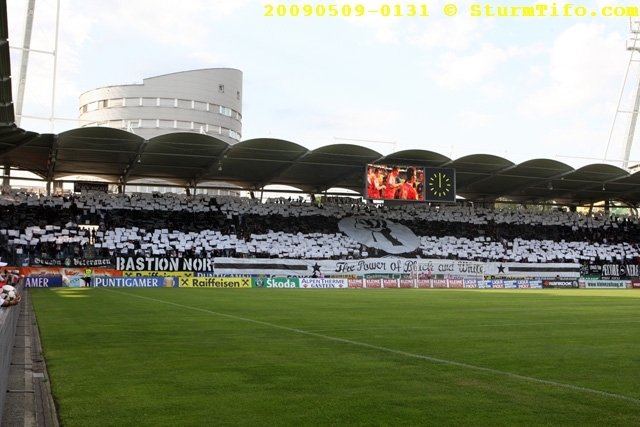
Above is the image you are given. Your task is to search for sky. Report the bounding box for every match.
[7,0,640,170]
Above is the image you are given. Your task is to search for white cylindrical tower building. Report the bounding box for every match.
[78,68,242,144]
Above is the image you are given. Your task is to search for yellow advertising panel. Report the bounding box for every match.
[179,277,251,288]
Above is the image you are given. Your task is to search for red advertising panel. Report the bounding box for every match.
[433,279,448,288]
[382,278,398,288]
[399,278,413,288]
[366,278,382,288]
[348,278,364,288]
[417,279,431,289]
[449,279,464,288]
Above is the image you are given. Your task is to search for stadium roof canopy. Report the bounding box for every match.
[2,1,640,207]
[1,126,640,207]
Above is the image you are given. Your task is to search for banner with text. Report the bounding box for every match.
[93,276,178,288]
[178,277,252,288]
[578,280,629,289]
[215,258,484,279]
[32,257,114,268]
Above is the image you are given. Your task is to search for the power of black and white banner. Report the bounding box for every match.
[338,217,420,254]
[115,256,581,279]
[214,257,483,278]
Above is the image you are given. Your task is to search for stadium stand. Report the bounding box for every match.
[0,190,638,266]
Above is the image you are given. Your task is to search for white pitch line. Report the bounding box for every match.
[115,290,640,405]
[308,318,640,333]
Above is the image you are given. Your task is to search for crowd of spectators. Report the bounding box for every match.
[0,189,638,265]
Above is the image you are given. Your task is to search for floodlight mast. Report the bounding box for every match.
[622,18,640,169]
[604,18,640,169]
[13,0,61,132]
[14,0,36,128]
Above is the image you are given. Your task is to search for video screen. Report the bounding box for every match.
[365,164,424,201]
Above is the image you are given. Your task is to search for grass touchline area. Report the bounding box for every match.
[30,288,640,427]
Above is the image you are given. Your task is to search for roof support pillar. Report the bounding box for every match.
[2,164,9,191]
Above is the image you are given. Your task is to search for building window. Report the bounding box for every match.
[86,102,99,112]
[236,91,240,100]
[219,106,232,117]
[125,98,141,107]
[141,97,157,107]
[177,99,191,109]
[218,84,224,93]
[110,98,123,107]
[229,130,241,140]
[159,120,174,128]
[177,121,191,130]
[81,105,88,114]
[159,98,175,107]
[194,101,207,111]
[141,119,157,128]
[98,100,108,108]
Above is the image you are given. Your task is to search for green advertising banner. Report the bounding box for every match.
[253,277,300,288]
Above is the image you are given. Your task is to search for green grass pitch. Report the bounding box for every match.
[29,288,640,427]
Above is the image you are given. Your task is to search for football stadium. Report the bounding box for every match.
[1,1,640,426]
